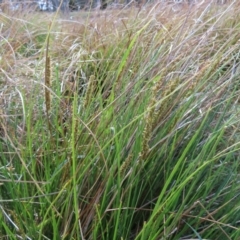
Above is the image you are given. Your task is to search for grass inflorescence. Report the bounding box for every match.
[1,1,240,239]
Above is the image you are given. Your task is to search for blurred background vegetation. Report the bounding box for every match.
[0,0,229,13]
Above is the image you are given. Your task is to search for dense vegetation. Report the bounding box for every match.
[1,1,240,239]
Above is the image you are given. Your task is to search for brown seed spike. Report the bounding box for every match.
[44,33,52,133]
[45,56,51,116]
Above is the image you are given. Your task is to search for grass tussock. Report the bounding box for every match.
[1,1,240,239]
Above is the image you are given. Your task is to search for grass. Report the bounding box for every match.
[1,1,240,239]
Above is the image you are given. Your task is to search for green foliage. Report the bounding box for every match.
[1,2,240,239]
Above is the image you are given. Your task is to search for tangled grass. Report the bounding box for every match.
[1,1,240,239]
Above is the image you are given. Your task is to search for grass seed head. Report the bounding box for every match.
[45,56,51,116]
[84,75,96,108]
